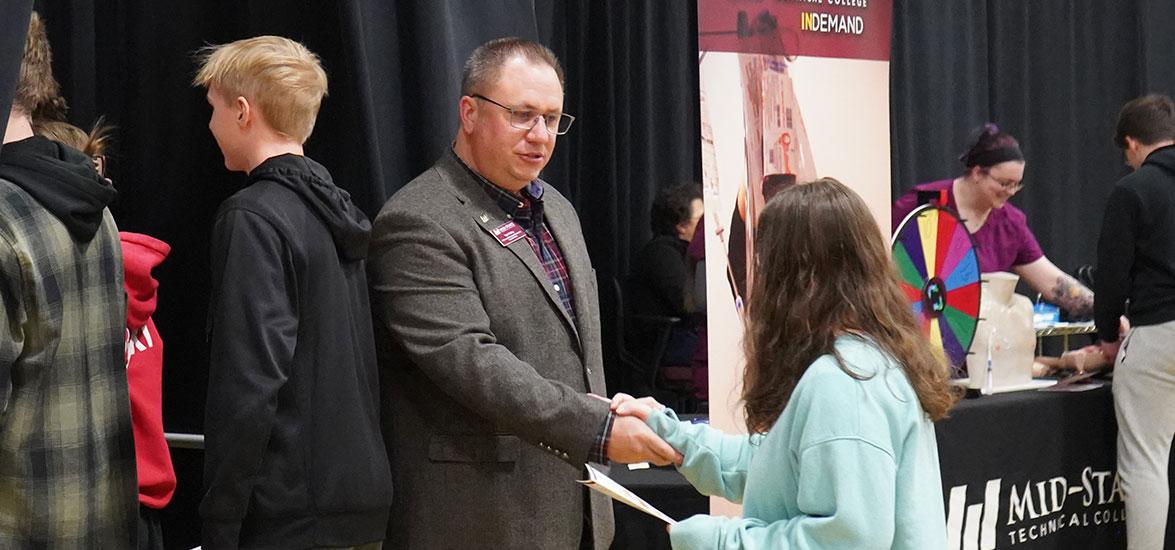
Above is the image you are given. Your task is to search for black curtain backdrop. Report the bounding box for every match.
[1143,0,1175,98]
[541,1,702,281]
[1,1,1172,548]
[891,0,1174,284]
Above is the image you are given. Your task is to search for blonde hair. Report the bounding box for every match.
[192,36,328,143]
[36,117,115,158]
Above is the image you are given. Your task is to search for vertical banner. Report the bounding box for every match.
[697,0,893,515]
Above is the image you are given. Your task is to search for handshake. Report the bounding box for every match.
[599,393,684,467]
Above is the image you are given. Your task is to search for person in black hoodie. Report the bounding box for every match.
[193,36,391,550]
[1095,93,1175,549]
[0,12,138,548]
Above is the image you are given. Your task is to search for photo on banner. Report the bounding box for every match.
[696,0,893,441]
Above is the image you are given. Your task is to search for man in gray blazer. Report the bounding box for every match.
[368,38,679,549]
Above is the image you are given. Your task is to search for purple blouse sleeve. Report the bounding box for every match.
[1009,207,1045,267]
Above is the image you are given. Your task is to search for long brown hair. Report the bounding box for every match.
[742,178,958,433]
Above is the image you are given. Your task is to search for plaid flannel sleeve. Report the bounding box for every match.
[588,411,615,464]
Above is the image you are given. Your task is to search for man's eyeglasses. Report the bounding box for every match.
[984,171,1024,191]
[471,94,575,135]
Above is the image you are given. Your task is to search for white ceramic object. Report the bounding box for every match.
[965,271,1035,391]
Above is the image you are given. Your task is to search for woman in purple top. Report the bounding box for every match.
[892,124,1094,317]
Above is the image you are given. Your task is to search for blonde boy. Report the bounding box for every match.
[193,36,391,550]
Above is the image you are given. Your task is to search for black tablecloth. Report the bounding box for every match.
[937,384,1125,549]
[610,383,1129,550]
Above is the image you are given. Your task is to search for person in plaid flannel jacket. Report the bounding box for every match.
[0,11,138,548]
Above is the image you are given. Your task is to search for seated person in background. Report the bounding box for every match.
[614,178,957,548]
[37,119,177,550]
[893,123,1094,318]
[626,183,703,390]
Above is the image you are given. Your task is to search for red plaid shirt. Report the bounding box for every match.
[460,160,578,322]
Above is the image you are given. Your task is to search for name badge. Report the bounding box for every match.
[491,221,527,247]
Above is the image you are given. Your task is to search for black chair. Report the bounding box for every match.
[596,273,695,411]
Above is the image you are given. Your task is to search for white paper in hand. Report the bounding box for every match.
[578,464,677,525]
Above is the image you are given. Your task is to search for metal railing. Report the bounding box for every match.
[164,432,205,450]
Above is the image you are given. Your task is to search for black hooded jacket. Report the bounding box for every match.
[1095,144,1175,341]
[201,154,392,549]
[0,135,116,241]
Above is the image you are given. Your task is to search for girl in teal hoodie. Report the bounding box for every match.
[614,178,959,549]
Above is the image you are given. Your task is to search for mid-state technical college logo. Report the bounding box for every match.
[946,467,1126,549]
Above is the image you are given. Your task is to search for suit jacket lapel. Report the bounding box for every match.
[437,154,583,344]
[471,209,581,343]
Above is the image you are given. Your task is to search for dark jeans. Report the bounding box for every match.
[138,505,164,550]
[662,326,699,368]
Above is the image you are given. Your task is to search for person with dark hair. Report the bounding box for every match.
[1095,93,1175,549]
[0,11,137,547]
[613,178,956,548]
[631,183,703,317]
[626,183,704,396]
[893,124,1094,317]
[368,37,677,549]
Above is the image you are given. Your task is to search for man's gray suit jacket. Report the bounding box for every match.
[369,151,615,549]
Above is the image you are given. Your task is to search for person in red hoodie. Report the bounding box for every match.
[37,119,177,550]
[121,231,176,550]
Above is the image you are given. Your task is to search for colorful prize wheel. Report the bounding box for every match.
[891,204,981,370]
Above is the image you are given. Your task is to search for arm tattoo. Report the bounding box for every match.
[1051,275,1095,318]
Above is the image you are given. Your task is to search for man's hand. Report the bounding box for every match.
[606,415,681,466]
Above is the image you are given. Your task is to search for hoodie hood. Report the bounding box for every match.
[0,135,117,241]
[249,154,371,261]
[121,232,171,330]
[1144,143,1175,175]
